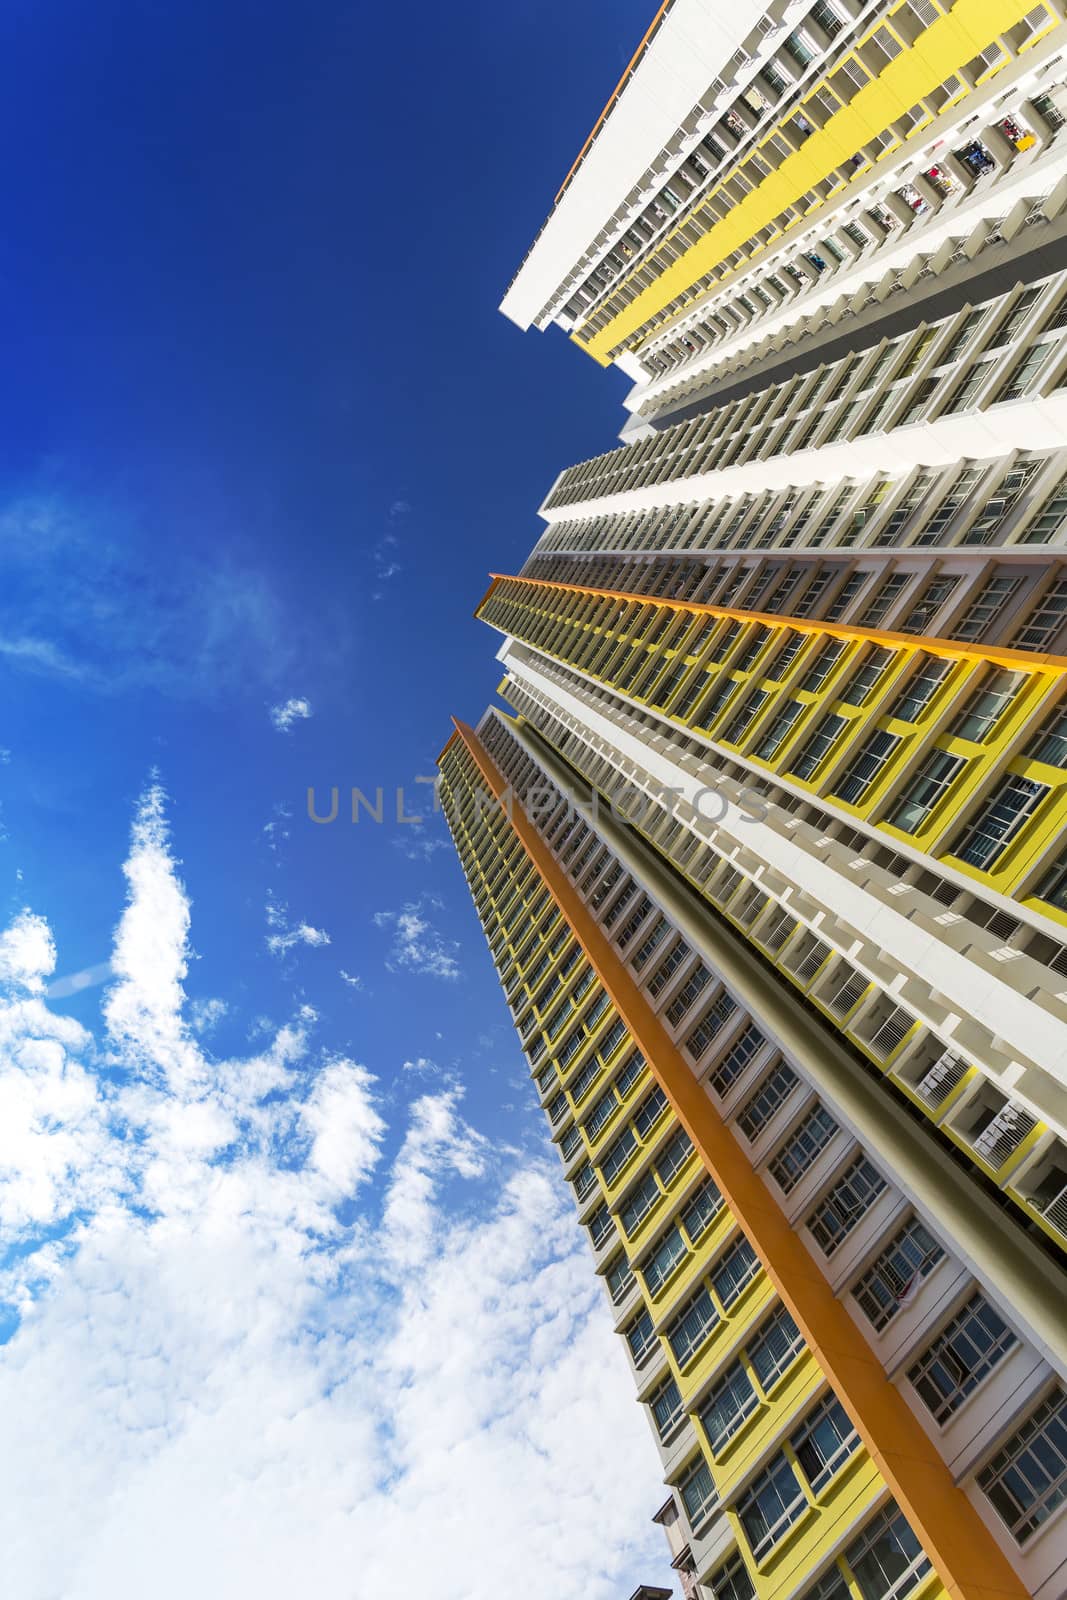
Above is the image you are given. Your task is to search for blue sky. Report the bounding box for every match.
[0,2,680,1596]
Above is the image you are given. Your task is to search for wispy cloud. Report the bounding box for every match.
[265,895,331,960]
[0,489,320,699]
[262,805,293,856]
[0,791,668,1599]
[339,969,364,991]
[46,960,114,1000]
[374,897,460,981]
[401,1055,439,1076]
[189,997,228,1034]
[380,1088,487,1269]
[391,828,449,863]
[370,499,411,601]
[269,698,312,734]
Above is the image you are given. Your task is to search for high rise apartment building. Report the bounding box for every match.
[440,3,1067,1597]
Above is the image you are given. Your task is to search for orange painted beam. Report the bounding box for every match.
[477,573,1067,675]
[451,715,1030,1600]
[436,727,462,767]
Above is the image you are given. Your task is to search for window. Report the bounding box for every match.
[596,1018,628,1067]
[678,1456,718,1532]
[1035,845,1067,910]
[748,1304,804,1391]
[695,675,741,728]
[584,1087,618,1141]
[802,1568,849,1600]
[987,288,1042,351]
[792,1395,860,1490]
[977,1387,1067,1544]
[723,689,770,745]
[1019,475,1067,544]
[886,750,964,833]
[844,1503,931,1600]
[559,1122,582,1159]
[573,1161,597,1201]
[650,1374,684,1439]
[682,1176,724,1243]
[889,656,952,722]
[633,919,668,970]
[708,1554,756,1600]
[858,574,909,626]
[938,307,988,366]
[769,1105,839,1193]
[899,575,959,628]
[952,575,1021,643]
[648,939,691,997]
[633,1085,669,1139]
[620,1170,661,1236]
[840,647,893,707]
[615,894,652,948]
[994,340,1055,403]
[605,1253,635,1304]
[686,993,736,1059]
[737,1455,807,1559]
[668,1285,719,1365]
[611,1055,646,1117]
[625,1307,656,1364]
[701,1362,759,1450]
[951,668,1023,741]
[1011,574,1067,651]
[952,775,1049,869]
[752,700,805,760]
[708,1022,765,1096]
[589,1203,615,1250]
[600,1124,637,1189]
[907,1292,1016,1423]
[666,963,712,1026]
[943,357,995,414]
[737,1059,798,1140]
[807,1156,886,1255]
[800,639,846,691]
[791,713,847,779]
[643,1223,689,1294]
[568,1057,601,1103]
[1028,703,1067,768]
[831,730,901,804]
[656,1127,694,1189]
[824,572,868,621]
[712,1235,760,1307]
[851,1215,944,1330]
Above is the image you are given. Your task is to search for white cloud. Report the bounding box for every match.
[189,998,227,1034]
[104,784,204,1094]
[262,805,292,856]
[0,791,670,1599]
[0,911,56,994]
[339,969,363,991]
[380,1089,487,1270]
[374,898,460,981]
[269,697,312,734]
[401,1055,439,1075]
[265,895,331,960]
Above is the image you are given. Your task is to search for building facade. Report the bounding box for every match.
[441,2,1067,1596]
